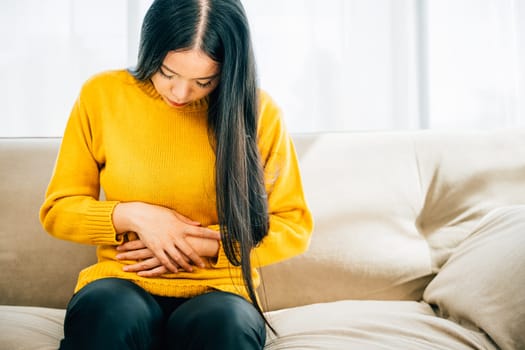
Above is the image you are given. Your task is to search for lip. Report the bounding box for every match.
[166,97,188,107]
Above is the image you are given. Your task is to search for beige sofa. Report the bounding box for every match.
[1,130,524,350]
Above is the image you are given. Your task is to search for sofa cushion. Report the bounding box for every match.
[413,131,525,270]
[0,305,64,350]
[264,300,495,350]
[0,138,96,309]
[259,130,525,311]
[423,205,525,350]
[0,301,494,350]
[259,133,433,311]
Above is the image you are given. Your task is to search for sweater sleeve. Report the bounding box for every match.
[39,82,121,246]
[212,92,314,269]
[252,92,314,267]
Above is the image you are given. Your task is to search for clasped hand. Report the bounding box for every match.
[113,202,221,277]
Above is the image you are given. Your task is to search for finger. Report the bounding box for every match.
[155,250,179,273]
[187,226,221,240]
[173,211,201,226]
[165,244,196,272]
[122,257,160,272]
[173,239,205,269]
[116,248,154,261]
[137,265,169,277]
[117,239,147,252]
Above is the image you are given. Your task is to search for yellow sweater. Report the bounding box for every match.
[40,69,313,300]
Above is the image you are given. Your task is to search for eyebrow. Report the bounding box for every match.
[161,64,219,80]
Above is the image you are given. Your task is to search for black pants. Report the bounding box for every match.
[59,278,266,350]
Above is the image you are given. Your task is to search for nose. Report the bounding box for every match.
[170,80,191,103]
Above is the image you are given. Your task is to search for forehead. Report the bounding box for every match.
[162,49,220,79]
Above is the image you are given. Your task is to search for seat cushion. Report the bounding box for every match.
[0,305,64,350]
[1,301,494,350]
[424,205,525,350]
[264,300,495,350]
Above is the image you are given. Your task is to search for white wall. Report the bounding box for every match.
[1,0,524,137]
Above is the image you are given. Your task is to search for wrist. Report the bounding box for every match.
[186,236,220,258]
[210,239,220,258]
[112,202,143,233]
[206,239,220,258]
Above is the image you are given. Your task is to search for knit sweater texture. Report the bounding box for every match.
[40,69,313,300]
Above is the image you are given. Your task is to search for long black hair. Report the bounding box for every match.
[131,0,273,332]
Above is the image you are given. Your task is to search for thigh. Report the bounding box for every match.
[165,291,266,350]
[60,278,163,350]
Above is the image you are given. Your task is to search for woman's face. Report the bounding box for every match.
[151,49,220,108]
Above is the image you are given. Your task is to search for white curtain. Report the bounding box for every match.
[425,0,525,129]
[1,0,524,137]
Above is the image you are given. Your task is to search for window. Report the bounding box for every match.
[1,0,523,137]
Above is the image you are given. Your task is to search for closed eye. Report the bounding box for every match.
[196,80,213,88]
[159,64,217,88]
[158,67,174,79]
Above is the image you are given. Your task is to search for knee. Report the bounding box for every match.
[69,278,160,323]
[167,292,266,349]
[188,292,262,329]
[210,294,263,333]
[64,278,163,348]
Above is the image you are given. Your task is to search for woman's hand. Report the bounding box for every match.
[116,235,220,277]
[116,239,184,277]
[112,202,220,273]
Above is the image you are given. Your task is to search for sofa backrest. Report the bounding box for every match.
[0,138,96,309]
[1,130,525,311]
[258,130,525,310]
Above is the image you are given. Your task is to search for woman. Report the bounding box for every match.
[40,0,313,349]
